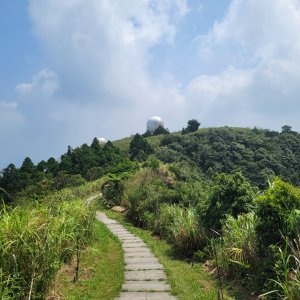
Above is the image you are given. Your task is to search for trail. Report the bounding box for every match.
[96,212,177,300]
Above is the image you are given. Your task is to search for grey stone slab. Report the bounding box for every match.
[122,242,147,248]
[109,229,129,233]
[110,229,131,232]
[96,211,177,299]
[116,292,177,300]
[125,257,159,264]
[125,270,166,281]
[115,292,147,299]
[112,230,132,233]
[123,246,148,250]
[125,270,146,280]
[145,293,177,299]
[102,220,119,225]
[124,247,152,253]
[144,270,167,280]
[122,280,171,292]
[115,233,135,237]
[125,263,163,271]
[125,252,155,259]
[111,233,134,237]
[107,224,123,227]
[112,233,133,237]
[119,237,143,241]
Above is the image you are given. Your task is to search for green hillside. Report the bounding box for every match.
[1,124,300,299]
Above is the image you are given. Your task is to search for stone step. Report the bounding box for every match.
[95,211,177,299]
[123,280,171,292]
[124,252,155,259]
[125,270,167,281]
[125,257,159,264]
[116,292,176,300]
[116,292,177,300]
[125,263,163,271]
[124,247,152,253]
[123,242,148,248]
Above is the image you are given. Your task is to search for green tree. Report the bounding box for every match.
[204,172,256,231]
[20,157,35,174]
[91,137,102,153]
[182,119,200,134]
[256,178,300,249]
[129,134,154,161]
[0,164,22,196]
[153,125,170,136]
[281,125,292,133]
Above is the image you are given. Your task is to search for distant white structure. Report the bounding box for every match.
[147,116,164,133]
[98,137,107,145]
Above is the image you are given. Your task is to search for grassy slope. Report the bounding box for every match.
[49,220,124,300]
[105,210,236,300]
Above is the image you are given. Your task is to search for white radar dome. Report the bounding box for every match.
[98,137,107,145]
[147,116,164,133]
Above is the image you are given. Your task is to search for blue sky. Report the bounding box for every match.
[1,0,300,169]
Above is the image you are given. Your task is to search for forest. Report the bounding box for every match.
[1,123,300,299]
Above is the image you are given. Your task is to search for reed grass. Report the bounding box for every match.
[0,199,94,299]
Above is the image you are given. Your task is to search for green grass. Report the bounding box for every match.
[105,210,236,300]
[50,220,124,300]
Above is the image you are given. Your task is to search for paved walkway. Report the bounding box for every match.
[96,212,177,300]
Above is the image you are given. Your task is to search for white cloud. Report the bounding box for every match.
[0,101,24,134]
[15,69,59,99]
[24,0,189,138]
[28,0,187,104]
[188,0,300,130]
[5,0,300,169]
[0,101,18,110]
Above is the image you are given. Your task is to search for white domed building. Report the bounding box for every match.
[98,137,107,145]
[146,116,164,133]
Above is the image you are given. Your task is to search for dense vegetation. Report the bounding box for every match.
[2,122,300,298]
[0,186,96,299]
[0,138,126,202]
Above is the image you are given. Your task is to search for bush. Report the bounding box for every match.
[218,212,259,281]
[262,239,300,299]
[124,167,177,226]
[204,172,256,231]
[125,168,165,226]
[169,206,205,257]
[129,134,154,161]
[0,200,94,299]
[101,174,125,208]
[256,178,300,250]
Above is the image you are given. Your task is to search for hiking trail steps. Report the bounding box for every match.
[96,212,177,300]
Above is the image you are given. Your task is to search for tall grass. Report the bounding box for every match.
[211,212,259,289]
[261,235,300,299]
[0,199,94,299]
[156,204,206,257]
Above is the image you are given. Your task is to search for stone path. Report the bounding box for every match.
[96,212,177,300]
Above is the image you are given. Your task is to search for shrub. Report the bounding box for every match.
[218,212,259,281]
[0,200,94,299]
[124,167,177,226]
[204,172,256,231]
[262,238,300,299]
[256,178,300,250]
[170,206,206,257]
[155,204,206,257]
[129,134,154,161]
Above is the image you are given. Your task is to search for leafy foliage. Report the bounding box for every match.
[256,178,300,249]
[159,127,300,188]
[129,133,154,161]
[0,199,94,299]
[182,119,201,134]
[203,172,256,231]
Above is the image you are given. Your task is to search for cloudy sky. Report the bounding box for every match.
[1,0,300,169]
